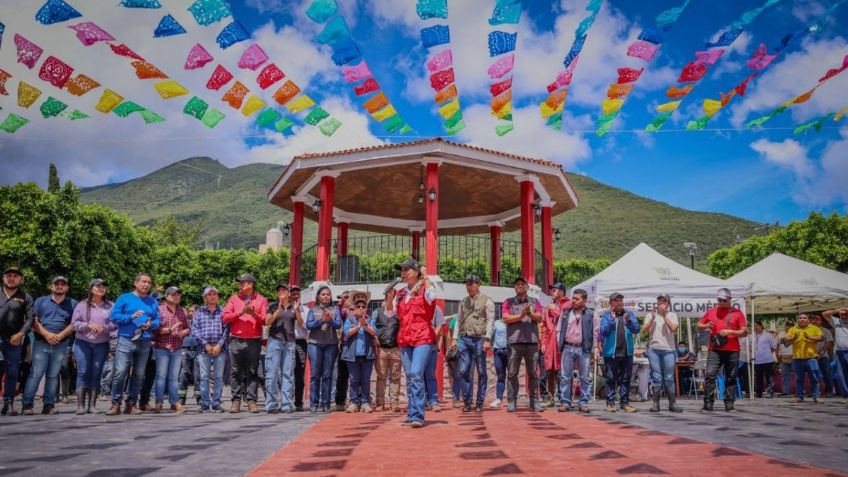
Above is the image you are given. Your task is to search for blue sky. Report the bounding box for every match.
[1,0,846,226]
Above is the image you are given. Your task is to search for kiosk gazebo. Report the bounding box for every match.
[267,138,579,297]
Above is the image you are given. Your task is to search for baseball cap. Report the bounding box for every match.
[513,276,528,285]
[289,285,301,292]
[464,274,481,284]
[2,266,22,276]
[657,293,671,302]
[236,273,257,284]
[202,286,219,297]
[275,283,289,292]
[51,275,69,284]
[394,258,421,271]
[165,286,180,296]
[89,278,106,288]
[717,288,732,300]
[608,292,624,301]
[549,283,566,292]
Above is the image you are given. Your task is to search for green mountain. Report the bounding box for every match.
[81,157,761,269]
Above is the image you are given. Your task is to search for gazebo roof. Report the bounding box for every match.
[267,138,579,235]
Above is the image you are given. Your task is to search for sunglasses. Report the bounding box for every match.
[717,298,729,303]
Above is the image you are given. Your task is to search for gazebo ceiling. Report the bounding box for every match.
[267,138,579,235]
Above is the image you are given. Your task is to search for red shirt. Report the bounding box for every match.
[698,306,747,352]
[222,293,268,339]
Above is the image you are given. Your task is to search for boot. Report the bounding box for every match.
[105,403,121,416]
[87,389,99,414]
[75,388,87,415]
[649,391,661,413]
[668,392,683,413]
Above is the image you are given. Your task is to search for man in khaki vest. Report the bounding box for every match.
[451,275,495,412]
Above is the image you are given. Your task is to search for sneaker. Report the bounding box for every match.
[621,404,637,413]
[267,409,279,414]
[489,399,502,409]
[401,419,414,426]
[701,403,714,412]
[247,401,259,413]
[462,404,473,413]
[606,404,616,412]
[452,400,463,409]
[813,397,824,404]
[506,402,516,412]
[531,402,544,412]
[335,403,346,412]
[42,405,59,415]
[424,403,432,411]
[361,403,373,413]
[724,402,736,412]
[212,405,225,413]
[282,407,295,414]
[431,403,442,413]
[295,405,304,412]
[346,404,360,413]
[230,401,241,414]
[475,404,484,412]
[789,397,803,404]
[410,421,424,428]
[579,405,591,413]
[21,405,34,416]
[198,405,210,413]
[557,404,571,413]
[1,402,14,416]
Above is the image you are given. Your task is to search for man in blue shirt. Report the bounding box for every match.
[599,292,641,413]
[106,273,160,415]
[21,276,77,415]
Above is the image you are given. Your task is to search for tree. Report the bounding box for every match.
[149,215,203,248]
[709,212,848,278]
[48,163,60,193]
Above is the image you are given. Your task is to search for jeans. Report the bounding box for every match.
[72,340,109,388]
[100,353,114,395]
[178,347,200,401]
[0,339,22,402]
[493,347,508,401]
[23,339,70,407]
[604,355,633,407]
[793,358,820,400]
[780,361,793,394]
[507,343,539,403]
[646,348,676,395]
[154,348,181,405]
[307,343,338,408]
[560,345,591,406]
[817,357,832,394]
[375,346,402,406]
[424,346,439,405]
[229,338,261,403]
[704,350,739,405]
[836,350,848,397]
[265,339,296,411]
[347,356,374,405]
[197,350,226,407]
[401,344,432,424]
[754,362,776,397]
[110,337,152,405]
[457,336,488,407]
[294,339,307,408]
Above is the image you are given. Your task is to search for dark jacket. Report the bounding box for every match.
[373,306,398,348]
[558,306,596,354]
[0,289,35,341]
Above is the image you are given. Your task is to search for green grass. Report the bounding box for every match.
[81,157,762,271]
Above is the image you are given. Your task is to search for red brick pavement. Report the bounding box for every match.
[246,407,845,477]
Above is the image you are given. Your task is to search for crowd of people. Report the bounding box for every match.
[1,263,846,426]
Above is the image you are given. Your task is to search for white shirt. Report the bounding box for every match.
[294,304,309,340]
[643,311,679,351]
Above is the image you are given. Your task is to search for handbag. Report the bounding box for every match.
[710,313,734,348]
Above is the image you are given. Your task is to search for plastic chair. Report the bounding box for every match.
[689,360,706,398]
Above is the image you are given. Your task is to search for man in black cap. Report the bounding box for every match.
[1,267,35,416]
[452,274,494,412]
[21,275,78,415]
[502,276,544,412]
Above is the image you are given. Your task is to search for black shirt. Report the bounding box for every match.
[266,302,296,343]
[615,315,627,358]
[0,288,35,341]
[373,307,398,348]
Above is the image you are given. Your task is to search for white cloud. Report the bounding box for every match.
[729,38,848,127]
[244,0,286,14]
[749,132,848,206]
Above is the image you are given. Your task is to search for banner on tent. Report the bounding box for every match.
[593,296,747,318]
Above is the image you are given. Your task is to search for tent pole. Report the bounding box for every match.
[749,300,755,401]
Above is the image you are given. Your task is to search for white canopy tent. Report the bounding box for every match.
[730,252,848,314]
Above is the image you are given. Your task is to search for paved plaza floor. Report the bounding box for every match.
[2,395,847,476]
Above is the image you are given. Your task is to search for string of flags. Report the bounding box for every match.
[747,53,848,129]
[487,0,522,136]
[305,0,412,135]
[792,106,847,135]
[541,0,603,131]
[417,0,465,135]
[595,0,691,137]
[687,0,845,131]
[644,0,781,133]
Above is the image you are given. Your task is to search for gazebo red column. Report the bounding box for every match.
[425,161,440,273]
[315,174,336,282]
[411,229,421,261]
[336,221,349,257]
[289,200,304,286]
[489,224,502,286]
[541,202,554,289]
[519,178,535,284]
